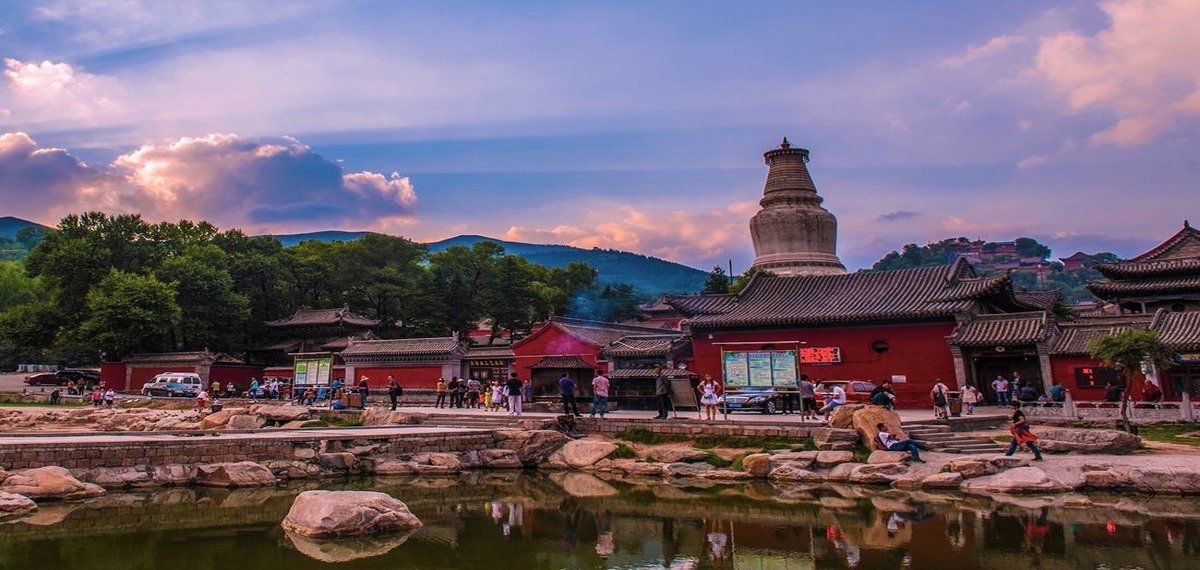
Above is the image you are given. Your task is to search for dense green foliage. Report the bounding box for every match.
[1086,329,1176,382]
[702,266,730,294]
[871,236,1117,303]
[0,212,644,368]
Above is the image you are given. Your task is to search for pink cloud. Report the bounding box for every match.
[941,35,1026,67]
[2,58,124,124]
[1029,0,1200,145]
[0,132,121,222]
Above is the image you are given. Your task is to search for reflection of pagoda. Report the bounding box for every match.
[749,138,846,276]
[253,305,380,364]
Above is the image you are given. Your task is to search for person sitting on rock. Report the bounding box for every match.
[875,423,929,463]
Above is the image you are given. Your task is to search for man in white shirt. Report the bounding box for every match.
[591,370,610,418]
[991,375,1010,406]
[875,422,930,462]
[821,384,847,421]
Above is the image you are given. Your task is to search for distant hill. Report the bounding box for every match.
[266,230,374,247]
[0,217,50,240]
[426,235,709,296]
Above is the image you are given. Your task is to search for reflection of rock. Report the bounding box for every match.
[194,462,276,488]
[0,491,37,520]
[282,490,423,537]
[552,472,620,497]
[285,528,416,562]
[12,502,75,525]
[0,466,105,500]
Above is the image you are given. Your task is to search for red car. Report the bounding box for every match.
[815,380,879,405]
[23,372,64,386]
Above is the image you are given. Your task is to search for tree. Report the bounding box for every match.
[1086,329,1175,385]
[156,245,251,352]
[1014,237,1051,260]
[730,268,776,294]
[702,266,730,294]
[76,270,181,359]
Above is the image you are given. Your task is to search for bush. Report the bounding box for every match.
[609,442,638,459]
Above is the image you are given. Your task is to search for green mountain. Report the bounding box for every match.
[266,230,373,247]
[426,235,708,295]
[0,217,50,240]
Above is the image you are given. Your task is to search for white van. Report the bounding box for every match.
[141,372,203,397]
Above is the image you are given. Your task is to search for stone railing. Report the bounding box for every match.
[1021,392,1197,423]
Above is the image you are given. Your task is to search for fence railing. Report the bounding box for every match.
[1021,392,1197,423]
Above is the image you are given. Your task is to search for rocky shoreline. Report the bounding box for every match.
[1,404,1200,523]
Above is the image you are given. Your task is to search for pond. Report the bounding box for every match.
[0,472,1197,569]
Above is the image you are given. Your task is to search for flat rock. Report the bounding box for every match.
[194,462,276,488]
[948,459,994,479]
[621,462,665,476]
[920,472,964,489]
[649,447,709,463]
[480,449,522,469]
[814,451,855,468]
[226,414,266,430]
[0,466,106,500]
[282,490,423,537]
[361,409,427,426]
[373,461,418,476]
[559,439,619,468]
[988,455,1031,469]
[250,405,310,422]
[664,462,713,476]
[767,462,822,482]
[848,463,910,484]
[867,450,911,464]
[0,491,37,520]
[967,467,1068,494]
[1036,428,1141,454]
[319,453,358,471]
[826,463,860,482]
[494,429,571,466]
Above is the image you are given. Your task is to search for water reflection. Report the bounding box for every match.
[0,474,1198,569]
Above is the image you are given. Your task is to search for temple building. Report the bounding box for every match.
[1088,221,1200,314]
[254,306,380,365]
[748,139,846,276]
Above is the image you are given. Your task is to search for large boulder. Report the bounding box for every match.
[0,491,37,520]
[1035,428,1141,454]
[361,409,426,426]
[194,462,277,488]
[250,405,311,423]
[226,414,266,431]
[850,406,905,450]
[480,449,522,469]
[829,404,867,428]
[198,408,248,430]
[768,461,822,482]
[0,467,105,500]
[282,490,423,537]
[494,429,572,466]
[741,453,773,477]
[814,451,855,468]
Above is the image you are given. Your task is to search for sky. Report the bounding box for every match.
[0,0,1197,272]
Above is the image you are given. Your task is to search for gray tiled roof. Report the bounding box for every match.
[1049,315,1154,355]
[602,334,689,358]
[675,261,1031,329]
[948,312,1050,347]
[340,337,462,357]
[528,355,595,369]
[1153,310,1200,351]
[266,306,380,329]
[548,317,668,348]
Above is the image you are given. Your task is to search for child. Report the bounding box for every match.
[483,382,494,410]
[492,381,505,412]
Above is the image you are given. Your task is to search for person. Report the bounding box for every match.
[820,383,846,422]
[1141,379,1163,402]
[1019,383,1038,403]
[1005,401,1044,461]
[196,389,209,412]
[1049,381,1066,403]
[559,373,581,417]
[930,378,951,419]
[331,393,346,410]
[65,379,75,396]
[522,378,533,405]
[506,374,524,416]
[91,388,102,407]
[591,369,610,418]
[991,375,1009,406]
[875,422,930,462]
[466,377,482,408]
[653,365,671,419]
[211,380,221,398]
[49,388,61,405]
[387,375,402,411]
[869,380,897,410]
[697,374,720,421]
[781,378,798,415]
[490,380,505,412]
[103,389,115,408]
[357,376,370,409]
[961,384,981,415]
[435,377,448,408]
[798,375,817,421]
[1104,379,1123,403]
[453,376,467,408]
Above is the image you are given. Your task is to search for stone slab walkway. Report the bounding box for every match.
[0,425,488,446]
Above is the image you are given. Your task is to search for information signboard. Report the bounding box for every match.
[294,357,332,386]
[721,350,798,387]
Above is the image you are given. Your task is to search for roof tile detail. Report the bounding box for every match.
[1050,315,1154,356]
[1154,310,1200,351]
[948,312,1049,347]
[528,355,595,369]
[602,334,689,358]
[340,337,462,357]
[266,306,380,329]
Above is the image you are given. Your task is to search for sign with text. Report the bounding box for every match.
[294,357,333,386]
[799,346,842,364]
[722,350,798,387]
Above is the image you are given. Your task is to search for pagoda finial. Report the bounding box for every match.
[779,137,791,149]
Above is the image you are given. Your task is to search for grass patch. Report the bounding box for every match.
[850,445,872,464]
[609,442,638,459]
[301,420,328,428]
[700,450,732,468]
[1137,423,1200,447]
[729,452,753,472]
[320,413,365,427]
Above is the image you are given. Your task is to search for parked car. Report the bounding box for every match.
[54,369,101,384]
[722,386,786,414]
[141,381,199,398]
[815,380,879,405]
[23,372,64,386]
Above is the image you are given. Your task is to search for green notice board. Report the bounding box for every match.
[721,350,798,387]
